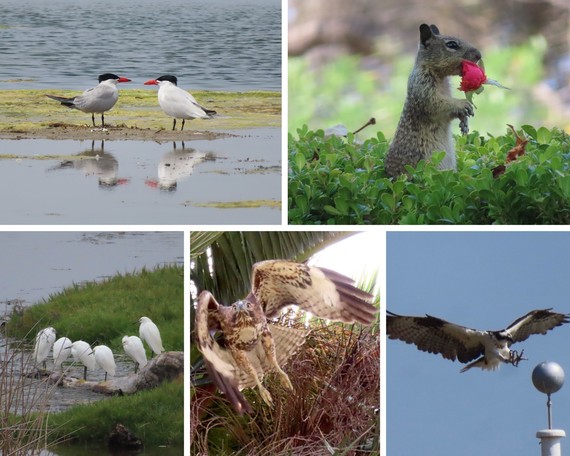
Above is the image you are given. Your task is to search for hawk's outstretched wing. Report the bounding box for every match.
[195,290,310,414]
[505,308,570,343]
[249,260,377,324]
[386,311,486,364]
[195,290,252,414]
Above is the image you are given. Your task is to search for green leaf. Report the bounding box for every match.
[558,176,570,199]
[380,193,396,212]
[294,151,306,170]
[537,127,552,145]
[323,205,342,216]
[521,125,537,140]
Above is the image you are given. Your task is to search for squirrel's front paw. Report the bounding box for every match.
[457,99,474,118]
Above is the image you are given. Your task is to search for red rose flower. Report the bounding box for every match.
[459,60,487,92]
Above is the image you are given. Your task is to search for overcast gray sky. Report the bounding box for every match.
[387,231,570,456]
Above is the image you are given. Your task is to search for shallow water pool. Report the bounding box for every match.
[0,128,281,224]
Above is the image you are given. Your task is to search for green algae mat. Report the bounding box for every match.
[0,89,280,140]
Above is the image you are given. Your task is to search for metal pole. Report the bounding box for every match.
[548,393,552,429]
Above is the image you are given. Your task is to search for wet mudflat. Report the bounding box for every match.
[0,128,280,224]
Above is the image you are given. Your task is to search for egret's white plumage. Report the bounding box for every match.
[93,345,116,381]
[138,316,164,356]
[71,340,96,380]
[33,327,56,367]
[122,335,148,373]
[144,75,216,131]
[52,337,72,371]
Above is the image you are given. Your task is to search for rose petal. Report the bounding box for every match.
[459,60,487,92]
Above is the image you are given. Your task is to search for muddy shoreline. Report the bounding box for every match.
[0,125,234,141]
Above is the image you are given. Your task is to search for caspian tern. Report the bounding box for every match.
[144,75,216,131]
[46,73,131,127]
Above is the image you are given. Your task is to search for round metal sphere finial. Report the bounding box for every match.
[532,362,565,395]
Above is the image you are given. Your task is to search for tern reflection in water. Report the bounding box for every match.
[48,140,130,188]
[145,141,215,192]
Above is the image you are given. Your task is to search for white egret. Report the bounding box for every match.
[33,327,56,368]
[52,337,72,371]
[138,316,164,356]
[93,345,116,381]
[122,335,147,373]
[71,340,96,380]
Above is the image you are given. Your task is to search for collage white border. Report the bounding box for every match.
[5,1,568,455]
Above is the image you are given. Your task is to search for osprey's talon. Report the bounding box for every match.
[513,349,526,367]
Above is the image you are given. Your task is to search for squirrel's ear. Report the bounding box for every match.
[429,24,440,35]
[419,24,434,47]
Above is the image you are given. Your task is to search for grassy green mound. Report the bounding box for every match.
[6,265,183,447]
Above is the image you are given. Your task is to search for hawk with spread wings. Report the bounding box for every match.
[194,259,377,414]
[388,308,569,372]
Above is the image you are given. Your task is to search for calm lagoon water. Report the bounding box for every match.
[0,231,183,313]
[0,0,281,91]
[0,129,280,224]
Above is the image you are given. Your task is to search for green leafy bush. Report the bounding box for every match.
[288,125,570,224]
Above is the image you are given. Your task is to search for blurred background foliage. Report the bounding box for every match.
[288,0,570,136]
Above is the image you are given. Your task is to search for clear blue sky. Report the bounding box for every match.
[387,231,570,456]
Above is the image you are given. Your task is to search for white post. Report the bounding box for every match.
[537,429,565,456]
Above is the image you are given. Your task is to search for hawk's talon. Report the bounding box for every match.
[258,385,273,406]
[277,369,293,391]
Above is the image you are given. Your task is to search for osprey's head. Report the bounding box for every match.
[495,330,514,343]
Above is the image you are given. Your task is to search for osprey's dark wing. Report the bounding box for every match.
[505,308,570,343]
[248,260,377,324]
[387,311,486,364]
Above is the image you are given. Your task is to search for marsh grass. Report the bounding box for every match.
[8,265,183,356]
[46,378,184,446]
[0,326,70,455]
[191,323,380,455]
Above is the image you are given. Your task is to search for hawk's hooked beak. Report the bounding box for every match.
[234,301,249,313]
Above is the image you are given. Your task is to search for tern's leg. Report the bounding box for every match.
[231,348,273,406]
[172,118,176,131]
[260,328,293,391]
[181,119,185,131]
[101,113,105,127]
[83,366,87,380]
[92,113,96,127]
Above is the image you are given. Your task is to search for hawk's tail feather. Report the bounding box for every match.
[203,357,253,415]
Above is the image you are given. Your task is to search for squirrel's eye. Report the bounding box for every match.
[445,40,459,50]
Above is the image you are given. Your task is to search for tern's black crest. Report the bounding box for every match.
[156,75,178,86]
[98,73,120,82]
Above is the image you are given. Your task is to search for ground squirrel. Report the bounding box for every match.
[385,24,482,177]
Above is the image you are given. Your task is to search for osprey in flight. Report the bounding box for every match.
[194,260,377,414]
[387,308,569,372]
